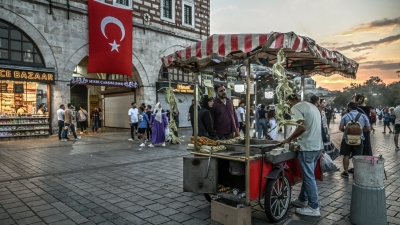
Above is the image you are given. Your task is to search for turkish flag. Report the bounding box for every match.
[88,0,133,76]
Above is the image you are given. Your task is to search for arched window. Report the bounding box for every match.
[0,19,44,67]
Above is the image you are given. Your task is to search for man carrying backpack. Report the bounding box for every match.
[339,102,371,178]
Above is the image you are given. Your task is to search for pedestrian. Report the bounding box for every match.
[369,106,376,133]
[281,94,323,217]
[256,104,268,139]
[148,102,168,147]
[146,105,153,141]
[128,102,139,141]
[98,108,103,132]
[390,107,396,131]
[91,107,100,133]
[78,106,88,134]
[267,109,277,140]
[325,105,333,128]
[57,104,68,140]
[188,99,195,135]
[236,101,246,136]
[198,95,217,139]
[394,105,400,151]
[339,101,371,178]
[250,105,256,138]
[138,106,149,147]
[61,103,81,141]
[382,108,393,133]
[377,107,383,121]
[211,84,239,139]
[353,93,372,156]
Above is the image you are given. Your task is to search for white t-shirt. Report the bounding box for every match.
[57,108,64,121]
[291,101,324,151]
[128,108,139,123]
[394,106,400,124]
[236,106,245,122]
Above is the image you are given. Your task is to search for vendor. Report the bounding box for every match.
[198,95,217,139]
[211,84,239,139]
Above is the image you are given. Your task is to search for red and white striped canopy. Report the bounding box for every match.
[162,32,358,78]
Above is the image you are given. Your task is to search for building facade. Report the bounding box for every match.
[0,0,210,138]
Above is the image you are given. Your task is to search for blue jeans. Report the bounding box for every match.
[92,120,99,132]
[257,118,268,139]
[297,150,321,209]
[62,123,78,139]
[58,120,64,140]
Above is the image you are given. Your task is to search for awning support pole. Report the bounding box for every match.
[245,60,251,205]
[301,67,305,101]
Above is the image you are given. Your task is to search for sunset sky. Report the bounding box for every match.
[210,0,400,91]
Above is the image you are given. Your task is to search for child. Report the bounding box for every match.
[138,106,149,147]
[382,108,393,133]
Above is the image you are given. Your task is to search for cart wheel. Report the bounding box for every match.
[264,173,291,222]
[204,194,218,203]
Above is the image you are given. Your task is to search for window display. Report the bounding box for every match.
[0,80,49,138]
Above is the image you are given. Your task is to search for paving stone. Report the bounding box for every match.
[0,218,15,225]
[36,208,61,218]
[10,210,35,220]
[169,212,194,223]
[5,205,30,214]
[145,214,171,224]
[64,210,90,223]
[42,213,68,224]
[16,216,42,225]
[157,207,180,217]
[88,214,107,224]
[31,204,54,213]
[134,209,158,219]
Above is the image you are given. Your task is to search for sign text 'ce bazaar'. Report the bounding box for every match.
[174,84,194,93]
[0,68,55,84]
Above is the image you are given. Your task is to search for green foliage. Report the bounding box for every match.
[332,77,400,108]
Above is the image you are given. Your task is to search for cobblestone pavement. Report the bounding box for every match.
[0,117,399,225]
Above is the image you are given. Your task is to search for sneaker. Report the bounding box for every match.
[135,139,140,141]
[75,137,81,140]
[382,132,386,134]
[140,143,145,147]
[348,168,354,174]
[128,139,133,141]
[162,143,166,147]
[148,144,154,147]
[84,130,87,133]
[61,139,67,142]
[389,131,392,133]
[292,199,308,208]
[395,147,400,151]
[341,172,349,178]
[295,206,320,217]
[79,132,83,134]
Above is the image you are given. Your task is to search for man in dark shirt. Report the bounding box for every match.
[188,99,195,135]
[211,84,239,139]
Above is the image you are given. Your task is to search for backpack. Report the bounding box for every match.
[344,113,363,145]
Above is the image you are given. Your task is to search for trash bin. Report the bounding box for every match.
[349,156,387,225]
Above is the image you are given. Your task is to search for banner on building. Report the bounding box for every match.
[87,0,133,76]
[71,77,138,88]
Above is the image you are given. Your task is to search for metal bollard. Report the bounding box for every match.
[349,156,387,225]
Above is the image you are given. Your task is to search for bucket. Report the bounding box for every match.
[352,156,385,188]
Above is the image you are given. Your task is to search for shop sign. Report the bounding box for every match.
[156,82,194,93]
[0,68,55,84]
[70,77,138,88]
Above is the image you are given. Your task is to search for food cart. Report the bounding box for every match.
[162,31,358,222]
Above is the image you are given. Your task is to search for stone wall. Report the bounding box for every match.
[0,0,209,132]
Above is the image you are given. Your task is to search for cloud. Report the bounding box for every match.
[211,5,238,15]
[352,56,368,62]
[361,61,400,70]
[335,33,400,51]
[337,17,400,36]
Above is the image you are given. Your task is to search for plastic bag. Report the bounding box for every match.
[325,143,340,161]
[165,127,170,140]
[320,153,338,173]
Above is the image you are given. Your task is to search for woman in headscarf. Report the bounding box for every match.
[148,102,168,147]
[198,95,217,139]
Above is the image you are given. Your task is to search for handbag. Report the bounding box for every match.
[325,143,340,161]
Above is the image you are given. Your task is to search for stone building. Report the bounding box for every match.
[0,0,210,138]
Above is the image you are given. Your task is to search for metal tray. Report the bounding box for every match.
[264,151,297,164]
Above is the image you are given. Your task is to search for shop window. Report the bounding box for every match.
[0,81,49,115]
[161,0,175,23]
[182,1,195,28]
[158,66,193,83]
[0,19,44,67]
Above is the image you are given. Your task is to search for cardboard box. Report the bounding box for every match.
[211,199,252,225]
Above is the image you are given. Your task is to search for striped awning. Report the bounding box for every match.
[161,32,358,78]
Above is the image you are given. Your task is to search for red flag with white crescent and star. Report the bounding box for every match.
[88,0,133,76]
